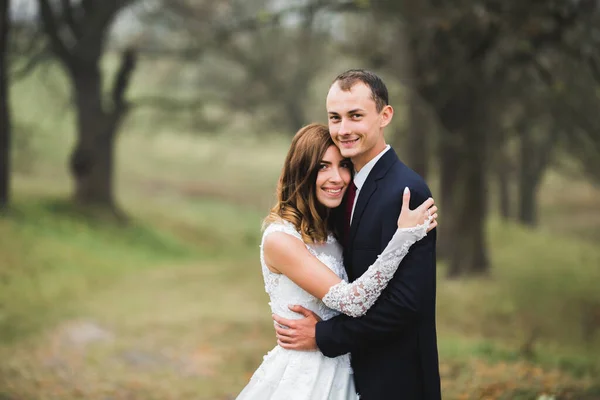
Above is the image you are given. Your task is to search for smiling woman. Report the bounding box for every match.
[315,146,352,209]
[263,123,349,245]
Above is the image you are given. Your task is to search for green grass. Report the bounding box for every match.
[0,197,198,342]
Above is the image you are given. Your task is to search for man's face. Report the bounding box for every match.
[326,81,392,171]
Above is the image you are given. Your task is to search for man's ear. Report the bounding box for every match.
[380,105,394,128]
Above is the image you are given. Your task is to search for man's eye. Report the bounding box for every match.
[352,114,362,119]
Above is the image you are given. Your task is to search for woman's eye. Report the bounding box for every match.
[319,164,328,170]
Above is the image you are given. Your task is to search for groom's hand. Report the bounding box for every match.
[272,305,321,351]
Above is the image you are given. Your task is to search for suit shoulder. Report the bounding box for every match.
[386,162,432,198]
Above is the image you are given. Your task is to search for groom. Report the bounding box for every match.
[273,69,441,399]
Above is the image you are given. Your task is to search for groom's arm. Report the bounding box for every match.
[315,186,435,358]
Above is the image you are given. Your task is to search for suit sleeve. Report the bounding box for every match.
[315,186,435,357]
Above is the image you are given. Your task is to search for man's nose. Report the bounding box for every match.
[338,118,351,135]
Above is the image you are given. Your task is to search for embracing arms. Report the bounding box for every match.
[313,186,437,356]
[263,188,437,318]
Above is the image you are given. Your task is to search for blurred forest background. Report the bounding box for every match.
[1,0,600,399]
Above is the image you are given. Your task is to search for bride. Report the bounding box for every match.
[236,123,438,399]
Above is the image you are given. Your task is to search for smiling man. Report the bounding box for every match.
[273,69,441,400]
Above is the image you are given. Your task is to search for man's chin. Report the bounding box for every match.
[339,148,358,159]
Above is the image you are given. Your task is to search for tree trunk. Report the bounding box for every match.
[435,77,490,278]
[68,67,115,208]
[442,127,489,278]
[448,118,489,277]
[497,157,511,220]
[405,89,429,179]
[518,176,538,226]
[517,125,557,227]
[67,48,136,212]
[401,30,429,179]
[37,1,136,215]
[0,0,10,211]
[436,125,461,261]
[283,98,306,133]
[493,128,511,220]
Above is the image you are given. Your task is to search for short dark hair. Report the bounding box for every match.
[332,69,389,112]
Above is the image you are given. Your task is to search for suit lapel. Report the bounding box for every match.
[348,148,399,247]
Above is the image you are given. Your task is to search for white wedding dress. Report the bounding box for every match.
[236,220,427,400]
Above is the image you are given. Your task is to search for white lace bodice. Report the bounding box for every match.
[260,221,348,322]
[261,218,429,321]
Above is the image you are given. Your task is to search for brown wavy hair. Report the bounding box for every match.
[263,123,346,244]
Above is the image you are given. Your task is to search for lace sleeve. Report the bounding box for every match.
[322,222,429,317]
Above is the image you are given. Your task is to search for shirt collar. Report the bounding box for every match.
[353,145,391,191]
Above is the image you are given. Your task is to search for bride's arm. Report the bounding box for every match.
[263,232,347,299]
[264,189,437,318]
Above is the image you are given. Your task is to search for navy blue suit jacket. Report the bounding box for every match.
[315,148,441,400]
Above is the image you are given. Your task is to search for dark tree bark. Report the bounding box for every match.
[497,148,512,221]
[435,75,490,277]
[517,124,558,227]
[436,113,462,262]
[518,126,538,226]
[491,132,513,221]
[0,0,10,211]
[396,27,430,179]
[491,124,512,221]
[38,0,137,213]
[405,89,430,179]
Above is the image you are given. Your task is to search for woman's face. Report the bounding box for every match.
[315,145,352,208]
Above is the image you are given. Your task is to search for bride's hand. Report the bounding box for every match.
[397,187,438,232]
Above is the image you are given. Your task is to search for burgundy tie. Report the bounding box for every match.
[344,181,357,246]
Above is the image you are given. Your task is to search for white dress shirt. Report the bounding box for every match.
[350,145,391,223]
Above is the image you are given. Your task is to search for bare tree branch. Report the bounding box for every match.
[111,47,137,112]
[10,45,53,80]
[37,0,72,65]
[60,0,81,37]
[74,1,133,58]
[8,23,52,80]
